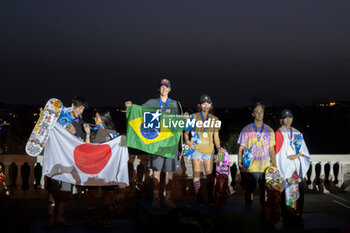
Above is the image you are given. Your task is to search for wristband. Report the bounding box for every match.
[86,133,91,135]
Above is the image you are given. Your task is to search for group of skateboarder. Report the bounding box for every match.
[40,78,310,228]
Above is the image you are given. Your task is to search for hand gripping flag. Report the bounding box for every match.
[43,124,129,188]
[125,104,184,158]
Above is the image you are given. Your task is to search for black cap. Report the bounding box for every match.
[281,109,293,119]
[200,94,212,104]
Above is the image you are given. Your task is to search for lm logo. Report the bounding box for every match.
[143,110,161,129]
[141,110,161,140]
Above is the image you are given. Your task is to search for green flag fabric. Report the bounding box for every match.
[125,104,185,158]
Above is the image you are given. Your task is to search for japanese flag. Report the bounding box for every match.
[43,124,129,188]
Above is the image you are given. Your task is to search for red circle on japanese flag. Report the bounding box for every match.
[74,144,112,174]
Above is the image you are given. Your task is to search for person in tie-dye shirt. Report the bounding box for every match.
[237,103,276,206]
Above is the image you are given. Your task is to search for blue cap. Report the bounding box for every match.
[160,79,171,87]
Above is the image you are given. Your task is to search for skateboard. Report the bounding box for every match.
[264,166,281,226]
[57,106,74,128]
[25,98,63,156]
[183,132,202,156]
[242,147,253,170]
[285,171,302,216]
[293,133,303,153]
[214,150,230,208]
[0,165,9,197]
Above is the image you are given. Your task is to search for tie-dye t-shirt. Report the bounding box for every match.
[237,123,275,173]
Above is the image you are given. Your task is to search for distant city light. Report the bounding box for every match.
[319,102,336,107]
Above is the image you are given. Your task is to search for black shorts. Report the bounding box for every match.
[242,172,265,193]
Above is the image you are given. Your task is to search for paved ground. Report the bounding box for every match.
[1,192,350,233]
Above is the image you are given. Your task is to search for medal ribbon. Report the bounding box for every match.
[88,123,104,130]
[288,128,293,147]
[200,112,210,133]
[70,112,81,123]
[253,122,264,142]
[109,133,119,139]
[159,98,169,112]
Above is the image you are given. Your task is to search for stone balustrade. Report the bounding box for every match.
[0,154,349,199]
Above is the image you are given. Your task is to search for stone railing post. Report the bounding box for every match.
[15,162,24,196]
[27,161,36,193]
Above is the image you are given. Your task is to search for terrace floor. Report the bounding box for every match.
[1,191,350,233]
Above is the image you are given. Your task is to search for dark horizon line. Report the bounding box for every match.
[0,100,349,110]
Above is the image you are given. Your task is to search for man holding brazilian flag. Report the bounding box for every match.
[125,78,183,209]
[125,104,184,158]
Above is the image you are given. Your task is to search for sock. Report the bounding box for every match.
[193,180,201,194]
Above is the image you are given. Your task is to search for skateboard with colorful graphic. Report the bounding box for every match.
[183,132,202,156]
[25,98,63,156]
[57,106,74,128]
[242,147,253,170]
[0,164,9,197]
[285,171,302,216]
[264,166,281,226]
[214,150,230,208]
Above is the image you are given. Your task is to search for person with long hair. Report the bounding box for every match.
[83,109,119,228]
[184,94,223,207]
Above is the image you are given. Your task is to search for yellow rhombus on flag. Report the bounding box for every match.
[125,104,184,158]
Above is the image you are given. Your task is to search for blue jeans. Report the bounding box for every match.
[188,151,212,161]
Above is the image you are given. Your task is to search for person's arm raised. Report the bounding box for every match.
[83,123,91,143]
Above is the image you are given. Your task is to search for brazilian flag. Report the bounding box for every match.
[125,104,184,158]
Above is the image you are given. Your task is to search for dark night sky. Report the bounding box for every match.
[1,0,350,108]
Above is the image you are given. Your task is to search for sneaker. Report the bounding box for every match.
[56,215,72,227]
[87,209,97,227]
[207,194,214,207]
[104,216,113,228]
[244,193,253,207]
[164,199,176,209]
[197,193,205,208]
[152,198,160,209]
[207,199,214,207]
[45,215,55,228]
